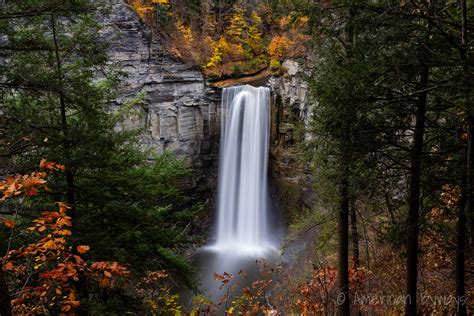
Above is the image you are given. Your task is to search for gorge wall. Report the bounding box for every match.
[103,0,315,220]
[269,60,315,223]
[102,0,221,195]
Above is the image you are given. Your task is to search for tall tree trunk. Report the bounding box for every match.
[338,177,350,316]
[350,202,360,267]
[467,114,474,250]
[456,2,469,314]
[0,266,12,316]
[404,63,429,316]
[337,7,356,315]
[459,0,474,253]
[456,184,467,316]
[52,15,86,314]
[51,15,76,215]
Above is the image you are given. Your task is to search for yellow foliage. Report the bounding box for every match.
[128,0,309,75]
[226,5,247,43]
[172,19,195,59]
[221,6,264,62]
[129,0,169,19]
[132,5,154,18]
[143,271,183,315]
[298,16,309,27]
[176,19,193,43]
[206,36,232,68]
[268,34,293,61]
[247,13,263,54]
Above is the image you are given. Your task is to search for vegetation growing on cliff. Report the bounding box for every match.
[127,0,308,78]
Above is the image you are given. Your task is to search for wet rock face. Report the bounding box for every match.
[101,0,221,193]
[268,59,316,222]
[98,1,313,210]
[269,59,311,127]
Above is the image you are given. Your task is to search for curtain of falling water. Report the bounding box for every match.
[214,85,272,251]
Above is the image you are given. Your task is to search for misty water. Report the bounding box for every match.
[184,85,281,310]
[214,85,276,250]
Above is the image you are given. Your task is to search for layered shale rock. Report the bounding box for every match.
[99,1,315,218]
[269,59,315,222]
[101,0,221,192]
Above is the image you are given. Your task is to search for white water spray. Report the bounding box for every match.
[212,85,273,253]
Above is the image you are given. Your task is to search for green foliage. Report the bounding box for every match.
[1,0,203,312]
[232,63,242,76]
[303,0,474,267]
[270,59,282,75]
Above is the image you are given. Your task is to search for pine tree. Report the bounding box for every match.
[1,0,200,311]
[304,1,469,314]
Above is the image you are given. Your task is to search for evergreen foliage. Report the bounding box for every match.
[1,0,201,312]
[303,1,474,314]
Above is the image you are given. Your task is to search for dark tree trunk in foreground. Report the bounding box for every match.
[467,113,474,250]
[338,178,350,316]
[456,186,467,316]
[51,15,77,215]
[404,64,429,316]
[350,202,360,267]
[459,0,474,254]
[0,267,12,316]
[456,2,469,315]
[337,6,356,315]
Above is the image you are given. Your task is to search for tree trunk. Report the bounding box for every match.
[336,7,357,315]
[338,177,350,316]
[51,15,76,215]
[456,184,467,316]
[467,114,474,250]
[350,202,360,267]
[52,14,86,314]
[404,63,429,316]
[0,267,12,316]
[456,2,468,314]
[459,0,474,253]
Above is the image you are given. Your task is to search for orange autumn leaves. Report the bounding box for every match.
[0,159,63,201]
[2,217,15,229]
[77,245,90,254]
[128,1,308,78]
[0,172,46,200]
[90,261,129,288]
[1,160,128,314]
[292,260,367,314]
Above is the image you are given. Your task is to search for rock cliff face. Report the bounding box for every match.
[268,59,315,223]
[101,1,314,221]
[101,0,221,193]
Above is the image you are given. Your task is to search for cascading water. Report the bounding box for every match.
[182,85,279,307]
[213,85,274,252]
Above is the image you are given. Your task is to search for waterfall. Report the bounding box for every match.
[213,85,273,252]
[186,85,278,305]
